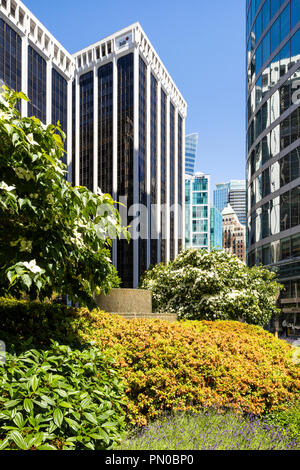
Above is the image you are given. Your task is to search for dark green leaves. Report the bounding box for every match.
[0,342,126,450]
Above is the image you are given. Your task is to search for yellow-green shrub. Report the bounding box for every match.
[79,311,300,425]
[0,298,299,426]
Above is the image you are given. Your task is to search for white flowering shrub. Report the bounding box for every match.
[140,249,282,327]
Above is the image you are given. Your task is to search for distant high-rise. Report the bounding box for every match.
[185,133,199,175]
[210,207,223,251]
[185,173,210,250]
[214,181,246,226]
[222,204,246,264]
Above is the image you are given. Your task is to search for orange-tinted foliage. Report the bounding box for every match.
[78,309,300,426]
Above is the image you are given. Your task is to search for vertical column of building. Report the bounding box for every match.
[207,175,211,250]
[174,109,179,258]
[181,117,186,250]
[75,72,80,186]
[156,80,162,263]
[67,78,73,183]
[165,94,171,263]
[133,48,140,288]
[146,63,151,269]
[160,87,167,263]
[177,113,184,253]
[93,63,98,194]
[46,47,52,125]
[112,55,118,268]
[21,18,28,117]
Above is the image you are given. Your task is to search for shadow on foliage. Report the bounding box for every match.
[0,297,91,354]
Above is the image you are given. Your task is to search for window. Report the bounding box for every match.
[193,192,208,205]
[280,5,291,41]
[292,234,300,257]
[291,0,300,30]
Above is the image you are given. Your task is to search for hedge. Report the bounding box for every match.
[0,298,299,426]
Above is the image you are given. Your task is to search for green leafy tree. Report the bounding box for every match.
[140,249,282,326]
[0,87,129,308]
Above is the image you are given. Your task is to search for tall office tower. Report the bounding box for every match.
[228,184,247,226]
[246,0,300,335]
[0,1,187,290]
[72,24,187,288]
[185,133,199,175]
[185,173,210,251]
[222,204,246,263]
[213,180,246,226]
[0,0,74,174]
[210,206,223,250]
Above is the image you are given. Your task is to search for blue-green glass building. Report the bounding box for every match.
[210,207,223,250]
[185,173,210,250]
[185,133,199,176]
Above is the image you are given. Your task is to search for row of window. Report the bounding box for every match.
[246,0,297,40]
[248,145,300,201]
[248,23,300,96]
[248,231,300,267]
[248,184,300,246]
[247,0,300,58]
[247,103,300,160]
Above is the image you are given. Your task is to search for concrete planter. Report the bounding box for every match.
[94,288,152,315]
[94,288,177,322]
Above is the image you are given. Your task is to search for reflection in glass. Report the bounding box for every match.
[270,196,280,235]
[271,125,280,156]
[291,147,300,180]
[256,207,262,242]
[270,160,280,193]
[280,153,291,187]
[270,89,280,123]
[271,240,280,263]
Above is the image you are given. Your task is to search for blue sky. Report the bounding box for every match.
[25,0,246,193]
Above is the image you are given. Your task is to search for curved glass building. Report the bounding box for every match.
[246,0,300,335]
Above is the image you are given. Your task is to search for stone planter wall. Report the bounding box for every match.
[94,289,177,322]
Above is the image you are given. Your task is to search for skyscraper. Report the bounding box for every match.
[246,0,300,335]
[213,180,246,226]
[0,1,187,289]
[0,0,74,173]
[185,133,199,175]
[185,173,210,250]
[210,207,223,250]
[73,24,187,287]
[222,204,246,264]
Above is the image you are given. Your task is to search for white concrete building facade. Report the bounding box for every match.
[0,1,187,288]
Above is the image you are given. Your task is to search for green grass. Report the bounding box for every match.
[115,410,300,451]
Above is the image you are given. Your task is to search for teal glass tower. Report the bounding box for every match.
[185,133,199,175]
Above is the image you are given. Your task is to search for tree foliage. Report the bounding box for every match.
[0,87,129,308]
[140,249,282,326]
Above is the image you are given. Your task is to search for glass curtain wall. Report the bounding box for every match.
[246,0,300,334]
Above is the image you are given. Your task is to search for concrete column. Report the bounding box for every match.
[112,56,118,268]
[21,35,28,117]
[75,73,80,186]
[146,63,151,269]
[66,78,72,183]
[174,108,179,257]
[93,66,98,193]
[46,60,52,125]
[182,117,186,250]
[156,81,162,263]
[133,48,140,288]
[165,94,170,263]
